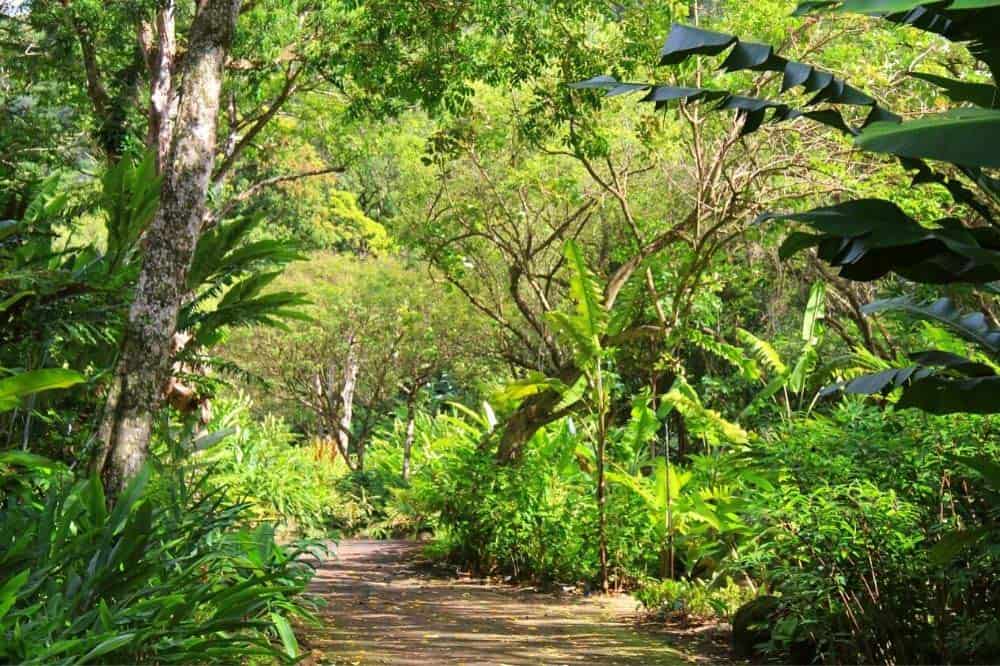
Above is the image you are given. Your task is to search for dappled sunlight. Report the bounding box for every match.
[304,540,693,665]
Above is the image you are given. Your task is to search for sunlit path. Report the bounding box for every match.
[305,540,701,666]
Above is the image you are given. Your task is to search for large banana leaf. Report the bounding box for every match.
[764,199,1000,284]
[858,110,1000,168]
[801,281,827,343]
[909,72,1000,108]
[862,296,1000,357]
[797,0,1000,12]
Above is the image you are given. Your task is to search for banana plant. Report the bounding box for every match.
[737,281,827,420]
[496,239,614,591]
[573,0,1000,416]
[608,457,741,579]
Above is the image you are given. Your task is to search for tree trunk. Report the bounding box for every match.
[596,408,609,594]
[95,0,242,495]
[142,0,177,172]
[339,337,359,468]
[402,394,417,481]
[595,362,609,594]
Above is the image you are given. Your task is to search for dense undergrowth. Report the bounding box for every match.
[329,401,1000,664]
[0,444,321,664]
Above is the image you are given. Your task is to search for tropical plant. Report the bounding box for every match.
[608,457,741,579]
[0,456,319,665]
[184,395,343,538]
[575,0,1000,415]
[736,281,828,419]
[499,239,615,589]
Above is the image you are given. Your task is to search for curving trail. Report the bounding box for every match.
[303,539,723,666]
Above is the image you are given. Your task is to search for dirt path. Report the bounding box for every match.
[303,539,723,665]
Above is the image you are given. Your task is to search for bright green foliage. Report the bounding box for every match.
[608,458,743,577]
[0,369,84,412]
[0,456,319,665]
[186,396,343,538]
[737,404,1000,663]
[1,155,306,460]
[634,577,758,621]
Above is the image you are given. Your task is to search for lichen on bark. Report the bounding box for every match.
[95,0,243,497]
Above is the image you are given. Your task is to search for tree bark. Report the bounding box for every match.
[142,0,177,172]
[339,337,359,468]
[95,0,242,495]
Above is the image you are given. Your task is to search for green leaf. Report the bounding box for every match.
[554,375,588,412]
[909,72,1000,108]
[79,633,137,664]
[0,291,33,314]
[856,109,1000,168]
[0,569,29,619]
[798,0,1000,13]
[496,372,565,403]
[272,613,299,659]
[788,344,819,393]
[561,239,608,359]
[898,374,1000,414]
[863,297,1000,357]
[802,281,827,343]
[737,328,787,375]
[0,368,85,411]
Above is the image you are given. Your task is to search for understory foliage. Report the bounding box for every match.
[0,452,319,664]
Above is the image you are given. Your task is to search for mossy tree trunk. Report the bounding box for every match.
[94,0,242,496]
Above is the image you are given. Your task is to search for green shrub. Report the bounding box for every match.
[377,407,657,584]
[0,454,320,665]
[193,395,344,538]
[734,404,1000,664]
[634,577,758,621]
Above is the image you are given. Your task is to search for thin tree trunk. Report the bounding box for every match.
[402,393,417,481]
[595,363,609,594]
[94,0,242,495]
[143,0,177,172]
[339,337,359,468]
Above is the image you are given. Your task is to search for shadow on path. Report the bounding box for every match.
[303,539,699,665]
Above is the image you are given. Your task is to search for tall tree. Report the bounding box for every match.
[96,0,242,493]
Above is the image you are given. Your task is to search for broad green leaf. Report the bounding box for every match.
[0,291,33,314]
[909,72,999,108]
[0,368,85,411]
[857,110,1000,168]
[554,375,588,412]
[798,0,1000,13]
[496,372,564,403]
[0,569,29,619]
[863,297,1000,357]
[788,344,820,393]
[78,633,137,664]
[801,281,826,343]
[272,613,299,658]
